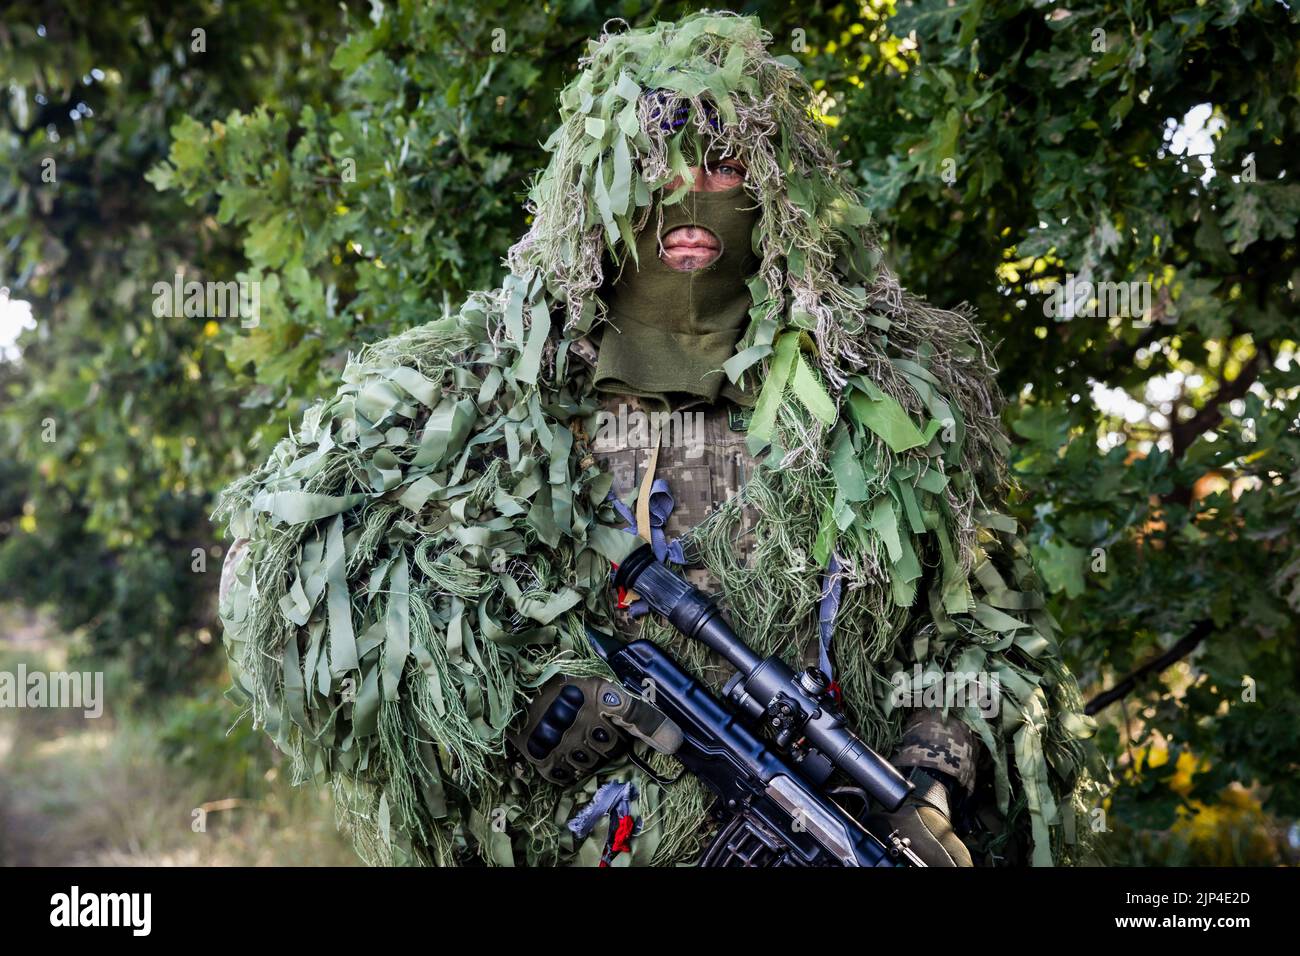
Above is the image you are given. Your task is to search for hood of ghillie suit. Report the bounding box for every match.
[216,12,1104,867]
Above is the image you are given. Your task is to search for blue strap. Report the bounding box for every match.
[608,478,686,617]
[608,478,686,565]
[566,780,639,840]
[816,553,843,682]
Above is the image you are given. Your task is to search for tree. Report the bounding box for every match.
[827,0,1300,854]
[0,1,346,688]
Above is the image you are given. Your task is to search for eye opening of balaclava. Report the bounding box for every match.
[593,143,761,411]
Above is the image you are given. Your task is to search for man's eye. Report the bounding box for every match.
[717,164,744,178]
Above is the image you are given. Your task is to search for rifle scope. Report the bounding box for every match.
[613,544,912,812]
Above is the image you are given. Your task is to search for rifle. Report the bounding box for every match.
[590,543,925,867]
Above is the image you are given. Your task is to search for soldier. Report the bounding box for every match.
[218,12,1102,867]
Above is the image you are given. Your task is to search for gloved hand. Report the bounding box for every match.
[868,767,973,867]
[510,675,683,785]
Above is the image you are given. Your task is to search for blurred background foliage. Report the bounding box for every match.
[1,0,1297,865]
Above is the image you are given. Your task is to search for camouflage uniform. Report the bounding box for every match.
[573,338,982,819]
[587,394,758,612]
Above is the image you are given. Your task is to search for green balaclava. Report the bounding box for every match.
[593,181,760,409]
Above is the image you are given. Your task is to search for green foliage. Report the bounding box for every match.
[821,0,1300,847]
[0,1,344,688]
[3,0,1297,860]
[156,681,269,793]
[0,492,215,693]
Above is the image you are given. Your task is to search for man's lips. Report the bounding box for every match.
[660,226,720,270]
[661,227,719,253]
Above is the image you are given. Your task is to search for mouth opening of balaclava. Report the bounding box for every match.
[594,166,761,410]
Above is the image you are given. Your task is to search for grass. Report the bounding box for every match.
[0,606,357,866]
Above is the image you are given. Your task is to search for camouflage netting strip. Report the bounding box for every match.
[216,11,1103,866]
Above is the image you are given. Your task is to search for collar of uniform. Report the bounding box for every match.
[569,333,755,412]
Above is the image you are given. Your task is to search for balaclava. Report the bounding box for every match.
[594,180,760,408]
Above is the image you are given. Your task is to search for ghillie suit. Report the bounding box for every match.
[216,13,1103,867]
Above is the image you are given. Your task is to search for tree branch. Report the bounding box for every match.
[1170,351,1262,460]
[1084,619,1213,716]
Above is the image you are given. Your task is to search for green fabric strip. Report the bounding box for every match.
[325,515,360,675]
[382,552,410,701]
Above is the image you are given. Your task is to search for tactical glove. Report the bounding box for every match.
[511,675,683,785]
[869,766,973,867]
